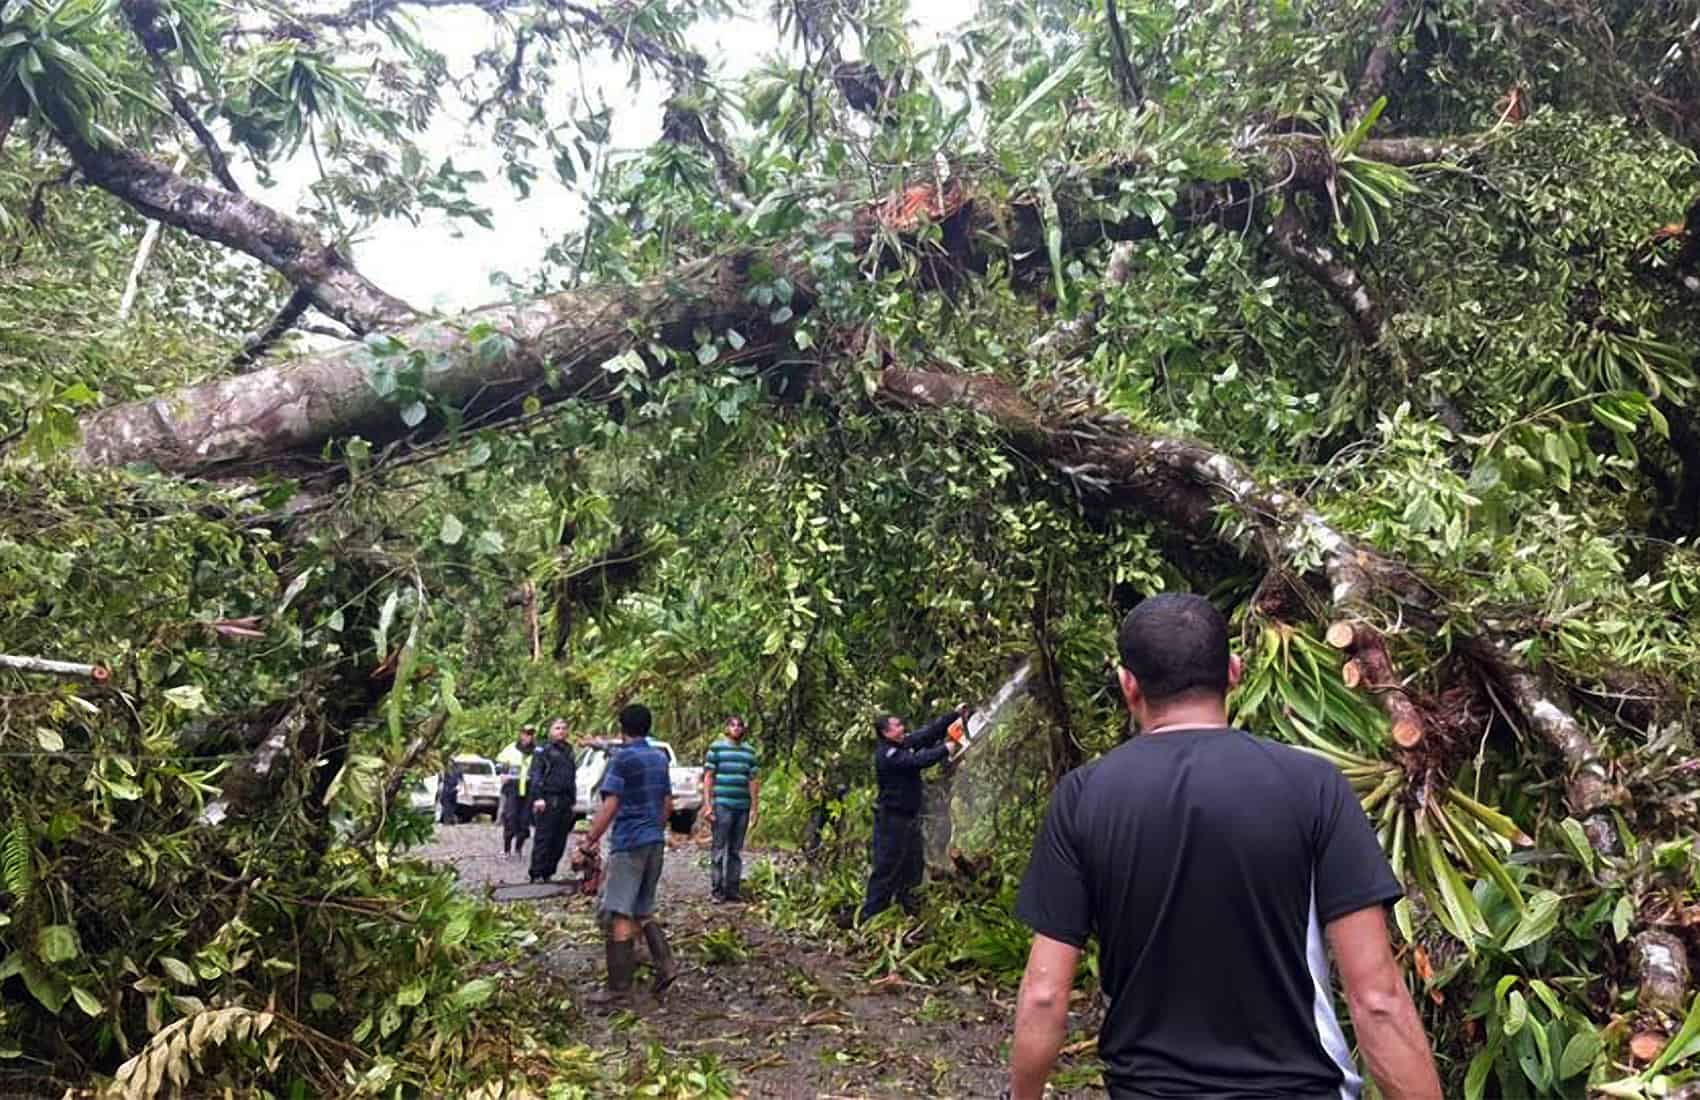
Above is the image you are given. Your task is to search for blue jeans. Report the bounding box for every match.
[711,806,750,899]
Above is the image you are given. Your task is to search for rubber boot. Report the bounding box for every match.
[642,920,679,996]
[585,936,636,1010]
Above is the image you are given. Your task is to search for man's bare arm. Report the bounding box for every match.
[1009,933,1081,1100]
[582,794,620,847]
[1327,906,1442,1100]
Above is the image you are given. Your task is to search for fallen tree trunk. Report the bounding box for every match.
[68,250,809,474]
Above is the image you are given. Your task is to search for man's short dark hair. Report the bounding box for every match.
[619,703,652,738]
[1117,594,1230,703]
[874,714,899,737]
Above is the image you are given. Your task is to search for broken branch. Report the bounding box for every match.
[0,654,111,681]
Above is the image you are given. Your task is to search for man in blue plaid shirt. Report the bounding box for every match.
[579,703,677,1008]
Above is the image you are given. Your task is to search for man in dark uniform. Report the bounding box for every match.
[436,763,461,825]
[858,703,967,922]
[528,718,577,883]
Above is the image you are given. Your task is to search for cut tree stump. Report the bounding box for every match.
[1326,622,1427,749]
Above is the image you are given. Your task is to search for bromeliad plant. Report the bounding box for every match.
[1232,622,1533,947]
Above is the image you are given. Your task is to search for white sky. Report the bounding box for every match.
[240,2,977,316]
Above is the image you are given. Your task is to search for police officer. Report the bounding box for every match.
[497,724,538,858]
[528,719,577,883]
[858,703,968,922]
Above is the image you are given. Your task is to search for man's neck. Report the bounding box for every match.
[1137,704,1229,735]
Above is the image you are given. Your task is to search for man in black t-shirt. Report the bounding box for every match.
[1009,594,1440,1100]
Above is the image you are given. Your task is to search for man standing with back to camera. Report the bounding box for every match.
[1007,593,1440,1100]
[579,703,677,1007]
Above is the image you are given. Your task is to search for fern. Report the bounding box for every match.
[2,818,30,902]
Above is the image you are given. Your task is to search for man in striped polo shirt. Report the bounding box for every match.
[702,716,760,902]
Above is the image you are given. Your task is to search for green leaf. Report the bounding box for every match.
[35,727,62,752]
[400,400,427,428]
[1558,1029,1600,1079]
[163,684,208,712]
[1504,990,1528,1036]
[1002,45,1086,129]
[1559,818,1595,872]
[440,667,461,716]
[451,977,494,1008]
[1464,1039,1499,1100]
[396,980,426,1007]
[1613,895,1634,943]
[158,956,196,985]
[439,513,464,545]
[1502,890,1563,952]
[37,924,78,963]
[70,985,102,1017]
[1530,1017,1554,1088]
[1336,96,1387,157]
[21,960,68,1014]
[1647,993,1700,1075]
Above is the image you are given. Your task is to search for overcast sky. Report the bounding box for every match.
[239,3,976,315]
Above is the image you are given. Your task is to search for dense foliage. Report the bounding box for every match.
[3,0,1700,1096]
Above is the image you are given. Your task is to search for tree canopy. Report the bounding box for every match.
[2,0,1700,1095]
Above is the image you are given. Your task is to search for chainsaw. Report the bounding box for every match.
[944,658,1033,760]
[570,840,603,897]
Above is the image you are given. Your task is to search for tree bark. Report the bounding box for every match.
[232,287,315,370]
[1634,930,1691,1015]
[49,126,416,333]
[1348,0,1414,124]
[1466,635,1620,857]
[68,251,804,473]
[0,654,111,681]
[1103,0,1144,106]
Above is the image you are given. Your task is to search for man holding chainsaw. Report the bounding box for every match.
[858,703,969,922]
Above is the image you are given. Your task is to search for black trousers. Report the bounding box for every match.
[859,809,924,921]
[501,786,531,852]
[528,797,572,881]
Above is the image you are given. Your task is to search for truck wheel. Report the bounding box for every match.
[456,807,475,824]
[669,809,698,835]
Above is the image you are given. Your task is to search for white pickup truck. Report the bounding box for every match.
[410,754,503,822]
[574,739,702,834]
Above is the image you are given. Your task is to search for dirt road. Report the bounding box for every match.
[418,822,1103,1098]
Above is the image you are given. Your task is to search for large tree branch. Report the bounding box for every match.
[1266,196,1466,431]
[49,127,417,333]
[57,138,1504,473]
[121,0,243,194]
[1267,202,1388,349]
[1103,0,1144,107]
[232,287,316,371]
[67,249,804,473]
[1349,0,1415,124]
[1465,635,1620,857]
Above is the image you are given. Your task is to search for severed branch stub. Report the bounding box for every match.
[0,653,111,681]
[1327,621,1426,748]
